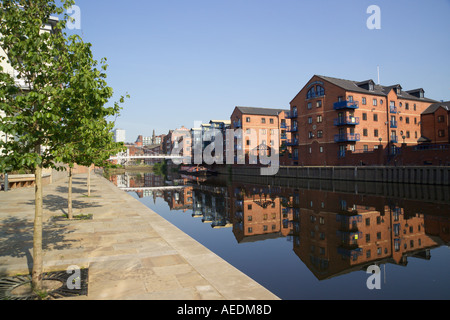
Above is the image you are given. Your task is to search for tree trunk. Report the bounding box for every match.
[87,165,91,197]
[32,164,43,291]
[68,167,73,220]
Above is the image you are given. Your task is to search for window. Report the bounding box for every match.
[348,96,354,102]
[373,99,378,106]
[248,227,253,233]
[308,117,313,124]
[316,85,325,97]
[261,129,266,135]
[365,218,370,226]
[362,97,367,105]
[270,118,274,124]
[307,102,312,110]
[363,129,368,136]
[380,99,384,105]
[246,117,251,123]
[246,140,250,146]
[308,132,314,139]
[414,118,417,124]
[366,234,371,242]
[374,129,379,137]
[362,113,368,121]
[364,145,369,152]
[438,115,445,123]
[317,115,323,123]
[248,204,252,210]
[377,232,382,240]
[373,114,378,121]
[261,118,266,124]
[307,87,316,99]
[377,216,381,224]
[316,100,322,108]
[317,130,323,138]
[406,117,410,124]
[406,131,410,138]
[319,146,324,153]
[406,103,409,110]
[438,130,445,137]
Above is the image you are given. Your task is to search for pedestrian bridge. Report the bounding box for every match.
[119,186,188,192]
[109,155,188,161]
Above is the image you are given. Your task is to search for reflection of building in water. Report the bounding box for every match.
[289,189,445,280]
[164,186,193,212]
[230,184,293,243]
[192,185,231,228]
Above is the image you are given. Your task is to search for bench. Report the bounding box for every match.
[2,174,52,190]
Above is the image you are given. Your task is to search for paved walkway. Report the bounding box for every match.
[0,173,279,300]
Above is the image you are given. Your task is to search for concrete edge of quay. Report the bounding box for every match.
[215,165,450,186]
[0,172,280,301]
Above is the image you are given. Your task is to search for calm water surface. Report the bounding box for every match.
[109,171,450,300]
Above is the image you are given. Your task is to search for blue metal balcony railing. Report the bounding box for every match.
[286,139,299,146]
[390,106,398,114]
[280,122,287,129]
[390,120,398,128]
[334,100,359,110]
[334,133,361,143]
[281,134,288,140]
[286,111,298,119]
[334,117,360,126]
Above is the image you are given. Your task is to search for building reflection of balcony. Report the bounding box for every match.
[286,139,299,146]
[337,246,363,259]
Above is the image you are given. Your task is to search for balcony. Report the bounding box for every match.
[280,122,287,129]
[286,111,298,119]
[390,120,398,128]
[334,100,359,110]
[281,134,288,140]
[334,117,360,126]
[334,133,361,143]
[287,125,298,133]
[286,139,298,146]
[390,106,398,114]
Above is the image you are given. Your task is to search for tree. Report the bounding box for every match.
[0,0,126,292]
[53,36,127,219]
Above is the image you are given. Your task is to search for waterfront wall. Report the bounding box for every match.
[218,165,450,186]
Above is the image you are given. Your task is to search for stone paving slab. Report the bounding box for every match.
[0,172,279,300]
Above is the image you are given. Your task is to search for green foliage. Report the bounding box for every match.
[0,0,128,173]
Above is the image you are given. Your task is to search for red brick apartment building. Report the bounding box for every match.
[420,101,450,144]
[288,75,438,166]
[230,106,291,165]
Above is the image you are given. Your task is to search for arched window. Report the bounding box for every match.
[307,87,316,99]
[316,85,325,97]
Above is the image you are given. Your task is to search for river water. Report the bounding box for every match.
[108,170,450,300]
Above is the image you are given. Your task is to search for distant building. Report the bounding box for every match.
[230,106,290,164]
[114,129,126,143]
[420,101,450,144]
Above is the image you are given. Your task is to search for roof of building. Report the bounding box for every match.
[422,101,450,115]
[234,106,289,116]
[314,75,438,103]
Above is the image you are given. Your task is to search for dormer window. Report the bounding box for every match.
[369,83,374,91]
[397,87,402,95]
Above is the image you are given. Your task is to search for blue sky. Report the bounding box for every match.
[67,0,450,142]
